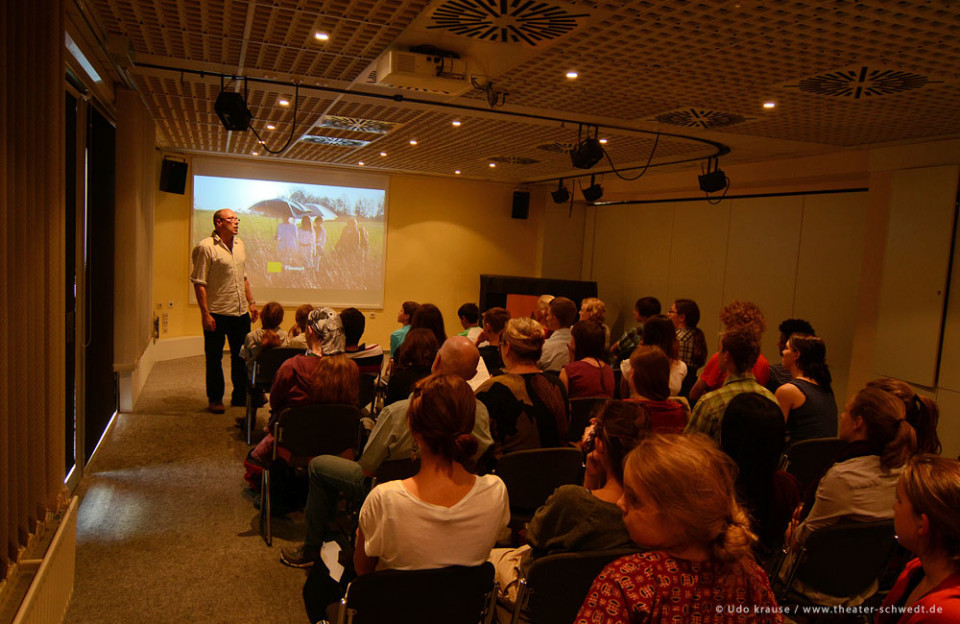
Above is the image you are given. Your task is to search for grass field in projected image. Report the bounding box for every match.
[193,211,385,292]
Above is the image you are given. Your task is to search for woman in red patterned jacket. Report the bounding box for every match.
[576,433,783,624]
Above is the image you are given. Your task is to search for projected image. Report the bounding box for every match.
[192,175,386,307]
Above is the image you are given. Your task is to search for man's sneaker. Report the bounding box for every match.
[280,544,321,568]
[208,402,226,414]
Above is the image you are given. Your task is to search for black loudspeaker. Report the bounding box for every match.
[159,159,188,194]
[511,191,530,219]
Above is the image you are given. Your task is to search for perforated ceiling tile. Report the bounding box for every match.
[97,0,960,181]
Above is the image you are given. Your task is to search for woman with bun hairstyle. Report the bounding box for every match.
[354,373,509,574]
[476,317,569,458]
[783,386,917,604]
[576,433,782,624]
[867,378,942,455]
[775,333,838,442]
[878,454,960,623]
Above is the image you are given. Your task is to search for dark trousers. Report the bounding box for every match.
[203,313,251,404]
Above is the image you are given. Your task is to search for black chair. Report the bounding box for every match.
[774,520,897,612]
[567,397,609,443]
[373,458,420,485]
[244,347,302,444]
[495,448,583,526]
[336,562,497,624]
[261,403,362,546]
[779,437,845,492]
[506,548,639,624]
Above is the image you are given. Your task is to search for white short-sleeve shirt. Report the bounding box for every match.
[190,234,248,316]
[359,474,509,571]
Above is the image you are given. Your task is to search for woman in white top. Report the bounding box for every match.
[355,373,509,574]
[620,315,687,397]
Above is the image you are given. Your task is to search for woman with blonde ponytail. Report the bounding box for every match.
[576,433,782,624]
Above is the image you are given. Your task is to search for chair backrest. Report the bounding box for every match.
[791,520,897,599]
[274,403,362,460]
[495,447,583,512]
[521,548,639,624]
[340,562,495,624]
[357,373,378,411]
[567,397,609,443]
[251,347,302,387]
[373,458,420,485]
[781,437,845,491]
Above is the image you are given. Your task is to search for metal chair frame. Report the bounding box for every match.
[244,347,302,444]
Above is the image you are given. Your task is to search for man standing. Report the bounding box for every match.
[190,209,259,413]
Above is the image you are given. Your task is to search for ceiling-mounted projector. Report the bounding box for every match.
[570,138,604,169]
[215,92,252,131]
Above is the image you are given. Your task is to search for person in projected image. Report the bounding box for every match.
[336,217,369,262]
[276,216,297,259]
[298,215,316,266]
[190,208,259,414]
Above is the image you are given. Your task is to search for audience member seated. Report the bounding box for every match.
[476,307,510,375]
[578,297,611,351]
[575,433,782,623]
[685,328,778,445]
[667,298,708,397]
[339,307,383,376]
[240,301,286,375]
[538,296,577,373]
[389,300,418,359]
[878,454,960,624]
[355,372,508,572]
[689,300,770,404]
[280,337,493,569]
[766,318,815,392]
[620,315,687,397]
[385,328,438,407]
[409,302,446,348]
[610,296,660,366]
[248,344,359,467]
[721,393,801,559]
[624,346,688,433]
[489,401,642,604]
[476,318,569,459]
[456,302,482,342]
[285,303,313,350]
[560,320,615,399]
[867,378,942,455]
[531,294,554,334]
[775,333,838,442]
[782,385,917,605]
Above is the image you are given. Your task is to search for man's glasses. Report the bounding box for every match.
[218,217,240,223]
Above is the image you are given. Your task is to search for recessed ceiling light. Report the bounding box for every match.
[455,170,461,175]
[763,101,777,109]
[278,98,290,107]
[358,161,365,166]
[409,139,418,145]
[258,140,265,145]
[380,151,387,157]
[266,124,276,130]
[314,32,329,41]
[565,70,579,79]
[452,120,461,127]
[488,162,496,168]
[599,138,608,144]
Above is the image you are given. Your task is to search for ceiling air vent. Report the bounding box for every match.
[487,156,540,165]
[429,0,590,46]
[300,136,371,148]
[784,66,934,99]
[318,116,398,135]
[655,109,750,129]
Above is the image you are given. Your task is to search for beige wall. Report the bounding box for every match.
[152,156,544,347]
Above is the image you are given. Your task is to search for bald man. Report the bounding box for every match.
[281,337,493,568]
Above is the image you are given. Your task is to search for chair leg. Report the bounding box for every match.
[261,467,272,546]
[245,391,255,445]
[510,579,529,624]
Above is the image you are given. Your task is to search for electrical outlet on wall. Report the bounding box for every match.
[161,312,169,334]
[369,312,376,319]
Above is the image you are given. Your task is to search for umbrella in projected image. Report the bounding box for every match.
[303,203,338,221]
[247,198,310,219]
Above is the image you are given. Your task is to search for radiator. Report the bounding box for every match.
[12,497,78,624]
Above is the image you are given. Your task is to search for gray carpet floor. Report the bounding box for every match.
[63,355,313,624]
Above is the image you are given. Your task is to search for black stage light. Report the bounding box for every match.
[215,91,253,131]
[551,180,570,204]
[570,137,604,169]
[698,169,727,193]
[581,175,603,202]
